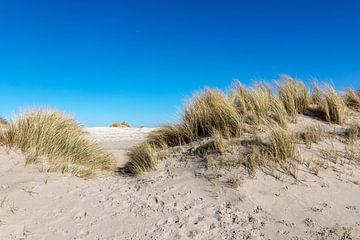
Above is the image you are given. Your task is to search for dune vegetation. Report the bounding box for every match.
[0,110,114,177]
[126,76,358,175]
[345,89,360,112]
[110,121,131,128]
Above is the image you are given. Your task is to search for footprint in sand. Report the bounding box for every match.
[74,211,87,222]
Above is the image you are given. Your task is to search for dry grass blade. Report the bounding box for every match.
[2,110,114,177]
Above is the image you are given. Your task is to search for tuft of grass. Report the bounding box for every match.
[110,121,131,128]
[183,88,243,139]
[233,82,288,127]
[227,173,244,188]
[1,110,114,177]
[124,125,191,174]
[302,125,324,147]
[244,126,297,177]
[344,124,360,144]
[277,76,310,117]
[267,126,297,161]
[309,158,324,176]
[210,128,228,154]
[194,130,229,158]
[125,143,157,175]
[244,144,265,176]
[345,89,360,112]
[312,84,347,124]
[147,124,192,148]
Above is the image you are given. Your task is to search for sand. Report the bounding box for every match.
[0,123,359,239]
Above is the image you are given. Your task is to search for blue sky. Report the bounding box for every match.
[1,0,360,127]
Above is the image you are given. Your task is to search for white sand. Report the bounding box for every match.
[0,124,359,239]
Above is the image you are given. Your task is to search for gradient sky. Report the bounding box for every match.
[1,0,360,127]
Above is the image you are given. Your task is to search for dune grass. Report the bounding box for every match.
[267,126,297,161]
[1,110,114,177]
[126,77,354,175]
[277,76,310,118]
[244,125,297,176]
[183,88,243,138]
[233,82,288,127]
[345,89,360,112]
[344,124,360,144]
[301,125,324,147]
[124,124,192,174]
[110,121,131,128]
[312,84,347,124]
[125,143,157,174]
[125,89,243,174]
[147,124,192,148]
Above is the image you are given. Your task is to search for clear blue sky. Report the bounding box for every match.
[1,0,360,127]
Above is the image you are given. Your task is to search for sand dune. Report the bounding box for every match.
[0,126,359,239]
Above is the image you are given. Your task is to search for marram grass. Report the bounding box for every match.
[125,88,243,174]
[1,110,114,177]
[277,76,310,117]
[233,82,288,127]
[126,77,355,175]
[345,89,360,112]
[183,88,243,138]
[301,125,323,147]
[312,84,346,124]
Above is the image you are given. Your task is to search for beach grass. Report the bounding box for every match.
[312,84,347,124]
[232,82,288,127]
[110,121,131,128]
[277,76,310,118]
[345,89,360,112]
[1,110,114,177]
[301,125,324,147]
[126,77,354,175]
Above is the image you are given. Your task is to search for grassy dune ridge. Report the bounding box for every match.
[126,76,360,175]
[0,110,114,177]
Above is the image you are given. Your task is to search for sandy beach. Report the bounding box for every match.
[0,122,359,240]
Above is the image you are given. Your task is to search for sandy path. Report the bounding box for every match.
[0,127,359,239]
